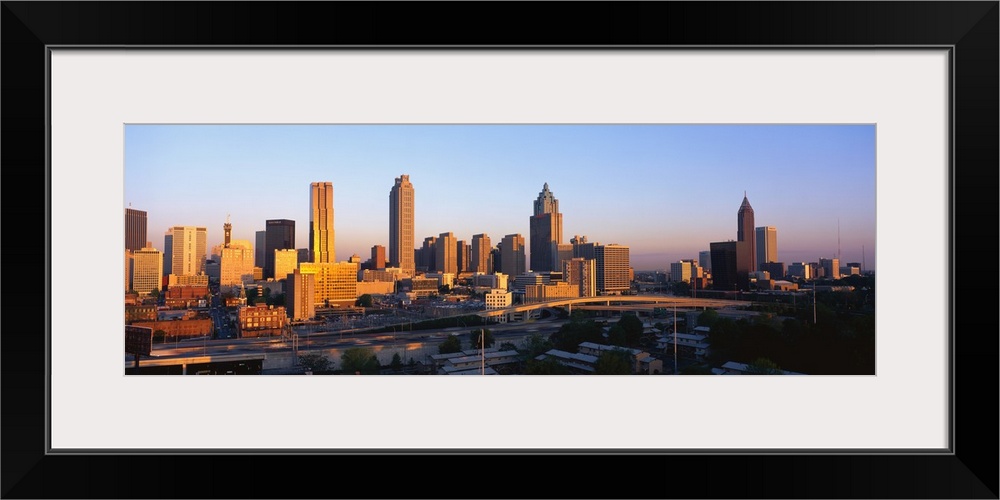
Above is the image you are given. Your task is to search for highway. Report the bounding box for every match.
[143,315,567,362]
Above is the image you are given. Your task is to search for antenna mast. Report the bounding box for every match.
[837,219,841,262]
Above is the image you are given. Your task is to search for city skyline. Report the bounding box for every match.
[125,124,877,271]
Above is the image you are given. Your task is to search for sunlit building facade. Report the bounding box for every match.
[529,183,563,272]
[299,261,358,307]
[285,268,316,321]
[755,226,777,270]
[169,226,207,277]
[388,174,415,274]
[310,181,335,264]
[131,247,163,296]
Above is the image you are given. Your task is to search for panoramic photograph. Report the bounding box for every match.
[123,124,876,375]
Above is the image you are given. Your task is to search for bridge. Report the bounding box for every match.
[475,295,752,320]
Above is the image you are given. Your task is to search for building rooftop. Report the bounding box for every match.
[578,342,643,356]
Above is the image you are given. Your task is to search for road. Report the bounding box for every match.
[147,315,567,361]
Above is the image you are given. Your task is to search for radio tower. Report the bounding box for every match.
[837,219,841,262]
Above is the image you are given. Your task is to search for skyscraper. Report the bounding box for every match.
[698,250,712,272]
[131,247,163,295]
[737,193,756,273]
[710,240,751,291]
[529,183,563,272]
[436,232,458,275]
[310,181,335,264]
[564,257,596,297]
[255,230,267,268]
[389,174,415,274]
[221,239,254,287]
[755,226,778,269]
[500,234,526,278]
[285,268,316,321]
[163,230,173,275]
[471,233,492,274]
[456,240,470,273]
[265,219,296,279]
[594,244,630,294]
[419,236,437,272]
[169,226,207,277]
[819,257,841,280]
[273,248,299,282]
[371,245,386,270]
[125,208,147,252]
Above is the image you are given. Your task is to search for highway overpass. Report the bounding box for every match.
[476,295,751,320]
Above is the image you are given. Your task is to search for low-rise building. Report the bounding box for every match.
[535,349,599,374]
[125,304,158,323]
[238,304,287,338]
[656,326,711,362]
[523,281,580,302]
[484,288,513,323]
[577,342,661,375]
[399,277,439,297]
[430,348,520,375]
[131,316,213,340]
[713,361,806,375]
[356,281,396,296]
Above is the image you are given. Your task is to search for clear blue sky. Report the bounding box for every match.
[125,124,876,271]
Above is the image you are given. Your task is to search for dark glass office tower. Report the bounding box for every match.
[265,219,295,279]
[125,207,147,251]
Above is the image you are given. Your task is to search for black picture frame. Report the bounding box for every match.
[3,2,997,498]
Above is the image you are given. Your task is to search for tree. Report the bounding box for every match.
[595,348,633,375]
[298,353,331,373]
[438,285,451,295]
[525,357,571,375]
[706,317,739,365]
[149,288,160,298]
[744,357,783,375]
[355,294,374,308]
[341,348,380,374]
[469,329,494,349]
[245,287,258,305]
[390,352,403,372]
[152,329,166,344]
[607,325,628,347]
[549,314,604,352]
[498,342,517,352]
[611,313,643,347]
[697,309,719,327]
[518,333,553,359]
[671,281,690,297]
[267,293,285,307]
[439,334,462,354]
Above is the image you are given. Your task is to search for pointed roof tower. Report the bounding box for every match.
[533,182,559,216]
[739,191,754,213]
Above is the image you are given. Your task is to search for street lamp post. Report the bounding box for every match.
[673,304,678,375]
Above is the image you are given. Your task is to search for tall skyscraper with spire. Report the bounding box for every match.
[737,192,756,273]
[529,182,563,272]
[310,181,335,264]
[389,174,415,274]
